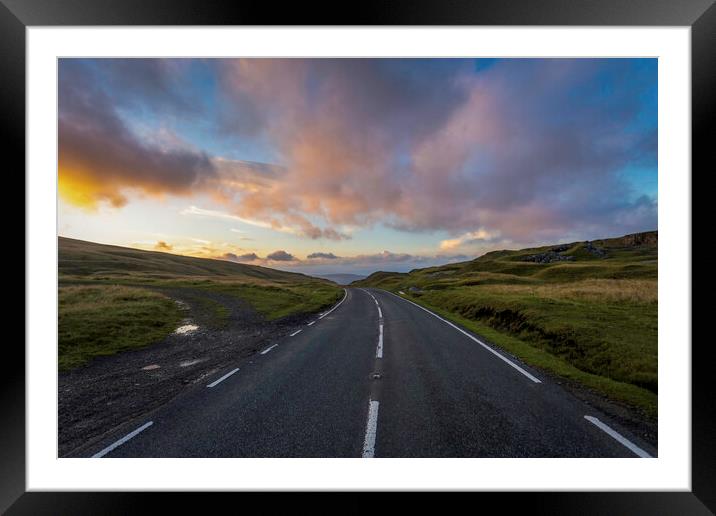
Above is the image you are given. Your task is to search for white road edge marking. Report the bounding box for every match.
[584,416,652,458]
[361,288,376,302]
[362,400,380,458]
[260,344,278,355]
[307,321,316,326]
[384,290,541,383]
[92,421,153,458]
[290,329,302,337]
[376,324,384,358]
[207,367,239,388]
[318,289,348,319]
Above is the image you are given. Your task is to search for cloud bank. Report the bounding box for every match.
[59,58,657,245]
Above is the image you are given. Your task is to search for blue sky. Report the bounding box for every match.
[58,58,657,275]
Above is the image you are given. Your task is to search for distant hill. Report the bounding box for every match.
[312,273,367,285]
[59,237,320,284]
[352,230,657,288]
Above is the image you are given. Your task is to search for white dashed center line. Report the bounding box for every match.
[362,400,380,458]
[207,367,239,388]
[290,329,302,337]
[376,324,384,358]
[361,289,385,360]
[260,344,278,355]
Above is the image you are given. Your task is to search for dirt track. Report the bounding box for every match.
[58,287,314,457]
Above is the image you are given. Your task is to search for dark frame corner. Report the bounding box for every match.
[7,0,713,513]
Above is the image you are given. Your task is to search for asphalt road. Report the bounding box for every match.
[79,287,656,458]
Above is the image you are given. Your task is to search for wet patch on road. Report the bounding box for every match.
[58,285,320,457]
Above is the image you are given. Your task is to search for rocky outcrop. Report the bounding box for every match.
[585,241,607,257]
[620,231,658,247]
[523,251,575,264]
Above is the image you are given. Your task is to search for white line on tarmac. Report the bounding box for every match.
[260,344,278,355]
[361,289,385,358]
[376,324,384,358]
[584,416,652,458]
[307,321,316,326]
[318,289,348,319]
[384,290,541,383]
[362,400,380,458]
[290,329,302,337]
[92,421,153,458]
[207,367,239,388]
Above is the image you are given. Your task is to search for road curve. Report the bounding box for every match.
[368,288,654,457]
[78,287,656,458]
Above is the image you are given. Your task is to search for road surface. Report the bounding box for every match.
[77,288,655,458]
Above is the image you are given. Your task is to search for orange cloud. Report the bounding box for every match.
[59,58,658,244]
[154,241,173,251]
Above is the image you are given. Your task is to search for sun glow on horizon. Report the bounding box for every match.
[58,58,657,274]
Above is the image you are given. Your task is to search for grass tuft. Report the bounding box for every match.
[58,285,183,370]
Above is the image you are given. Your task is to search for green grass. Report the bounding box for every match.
[59,236,344,322]
[58,285,183,370]
[58,237,344,369]
[395,295,656,417]
[354,231,658,417]
[201,283,343,320]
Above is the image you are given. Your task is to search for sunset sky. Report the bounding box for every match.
[58,58,657,276]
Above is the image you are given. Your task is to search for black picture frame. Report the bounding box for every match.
[6,0,712,513]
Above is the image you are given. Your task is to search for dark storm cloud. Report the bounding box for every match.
[307,252,339,260]
[223,252,260,262]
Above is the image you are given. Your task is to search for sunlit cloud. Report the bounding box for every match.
[180,205,281,230]
[58,58,657,268]
[179,205,349,241]
[154,241,173,251]
[439,229,501,251]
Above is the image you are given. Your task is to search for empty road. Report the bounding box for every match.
[78,288,655,458]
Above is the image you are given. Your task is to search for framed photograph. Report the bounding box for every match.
[8,0,712,512]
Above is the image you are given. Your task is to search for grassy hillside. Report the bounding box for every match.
[60,237,310,283]
[354,231,658,417]
[59,237,343,369]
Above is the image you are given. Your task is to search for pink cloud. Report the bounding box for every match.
[59,58,657,243]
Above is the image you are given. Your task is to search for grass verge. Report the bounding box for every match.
[59,285,183,370]
[392,290,657,419]
[203,283,344,320]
